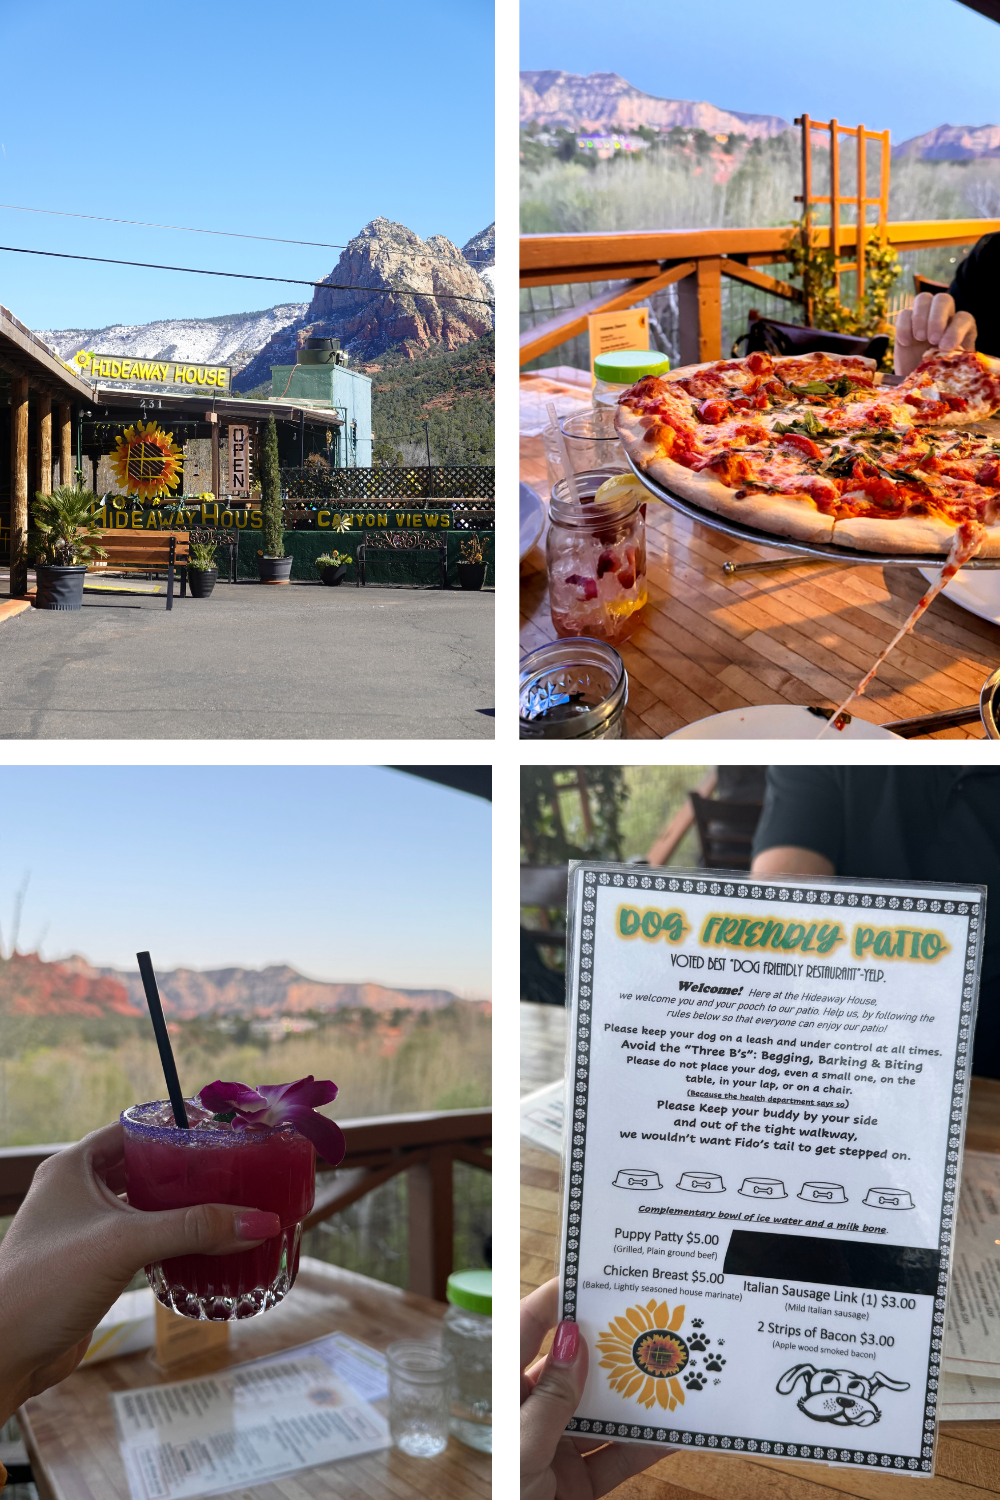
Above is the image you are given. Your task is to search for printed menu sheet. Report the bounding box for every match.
[112,1346,389,1500]
[559,864,985,1477]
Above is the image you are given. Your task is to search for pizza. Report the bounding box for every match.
[614,347,1000,555]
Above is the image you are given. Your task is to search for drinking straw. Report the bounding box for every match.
[546,401,581,506]
[136,951,189,1128]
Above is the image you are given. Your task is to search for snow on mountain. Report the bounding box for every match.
[39,303,310,375]
[38,220,495,382]
[520,70,791,140]
[894,123,1000,159]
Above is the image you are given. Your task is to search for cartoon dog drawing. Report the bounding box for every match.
[776,1364,910,1427]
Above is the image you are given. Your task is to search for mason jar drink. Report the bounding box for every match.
[122,1100,315,1321]
[546,469,647,643]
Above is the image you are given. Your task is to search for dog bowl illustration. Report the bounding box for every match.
[612,1169,663,1191]
[798,1181,848,1204]
[677,1171,726,1193]
[863,1187,914,1210]
[739,1176,787,1199]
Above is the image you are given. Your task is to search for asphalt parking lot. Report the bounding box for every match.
[0,582,495,739]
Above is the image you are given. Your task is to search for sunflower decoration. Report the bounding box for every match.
[596,1299,691,1412]
[109,421,184,503]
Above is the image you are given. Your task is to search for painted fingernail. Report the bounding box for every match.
[552,1320,579,1366]
[234,1210,280,1241]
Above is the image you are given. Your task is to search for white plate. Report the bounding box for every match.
[919,565,1000,627]
[664,705,901,740]
[520,482,545,561]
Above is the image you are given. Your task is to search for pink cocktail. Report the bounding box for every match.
[122,1100,316,1320]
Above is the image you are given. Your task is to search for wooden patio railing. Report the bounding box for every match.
[520,219,1000,367]
[0,1106,491,1305]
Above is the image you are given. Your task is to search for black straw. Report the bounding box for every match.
[136,951,189,1128]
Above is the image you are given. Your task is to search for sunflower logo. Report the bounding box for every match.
[109,421,184,502]
[73,350,93,369]
[597,1300,715,1412]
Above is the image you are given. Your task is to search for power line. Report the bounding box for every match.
[0,201,494,272]
[0,244,494,306]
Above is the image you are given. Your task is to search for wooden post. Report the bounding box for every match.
[37,392,52,496]
[830,120,840,301]
[59,402,72,487]
[856,125,867,312]
[696,258,722,362]
[407,1147,454,1302]
[10,377,29,598]
[878,129,891,244]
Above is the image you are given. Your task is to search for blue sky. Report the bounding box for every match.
[521,0,1000,145]
[0,0,494,331]
[0,767,491,996]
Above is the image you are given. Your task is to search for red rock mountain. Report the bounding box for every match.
[53,955,467,1018]
[0,953,135,1018]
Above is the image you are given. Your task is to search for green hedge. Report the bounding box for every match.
[236,529,493,588]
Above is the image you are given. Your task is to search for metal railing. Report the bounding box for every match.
[0,1106,491,1305]
[520,220,1000,367]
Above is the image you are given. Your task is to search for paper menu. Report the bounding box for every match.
[113,1351,389,1500]
[559,863,984,1477]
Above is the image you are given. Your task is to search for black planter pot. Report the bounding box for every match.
[456,560,487,592]
[34,563,87,610]
[320,564,348,587]
[257,555,293,584]
[188,567,218,599]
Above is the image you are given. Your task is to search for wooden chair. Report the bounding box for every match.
[913,274,950,299]
[688,793,764,870]
[89,530,189,610]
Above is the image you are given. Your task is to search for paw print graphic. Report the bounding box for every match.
[691,1318,704,1328]
[713,1378,721,1386]
[688,1335,709,1350]
[717,1338,725,1347]
[684,1372,706,1392]
[704,1357,726,1372]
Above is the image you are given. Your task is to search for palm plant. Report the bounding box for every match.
[30,487,107,566]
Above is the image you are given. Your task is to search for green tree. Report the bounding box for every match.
[259,415,284,558]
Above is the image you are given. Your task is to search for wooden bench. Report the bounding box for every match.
[88,530,189,610]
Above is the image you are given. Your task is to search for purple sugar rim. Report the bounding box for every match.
[121,1099,300,1148]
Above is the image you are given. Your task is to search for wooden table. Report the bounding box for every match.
[18,1258,490,1500]
[521,1076,1000,1499]
[520,373,1000,740]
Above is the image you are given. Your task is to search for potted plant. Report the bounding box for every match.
[29,486,107,610]
[257,415,292,583]
[187,540,219,598]
[314,550,351,586]
[456,535,488,591]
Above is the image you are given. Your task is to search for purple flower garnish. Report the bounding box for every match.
[199,1076,346,1166]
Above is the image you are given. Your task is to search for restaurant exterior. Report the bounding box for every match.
[1,306,493,593]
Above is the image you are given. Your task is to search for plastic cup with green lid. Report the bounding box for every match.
[593,348,671,406]
[442,1268,492,1450]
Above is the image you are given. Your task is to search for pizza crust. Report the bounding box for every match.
[642,451,836,543]
[832,515,1000,558]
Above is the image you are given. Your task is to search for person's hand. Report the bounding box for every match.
[521,1278,671,1499]
[0,1122,279,1420]
[895,292,977,376]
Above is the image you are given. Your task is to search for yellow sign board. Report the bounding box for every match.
[587,308,650,385]
[71,350,232,389]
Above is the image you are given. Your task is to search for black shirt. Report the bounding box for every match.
[752,767,1000,1077]
[949,234,1000,358]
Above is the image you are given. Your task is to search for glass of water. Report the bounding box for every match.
[387,1341,455,1457]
